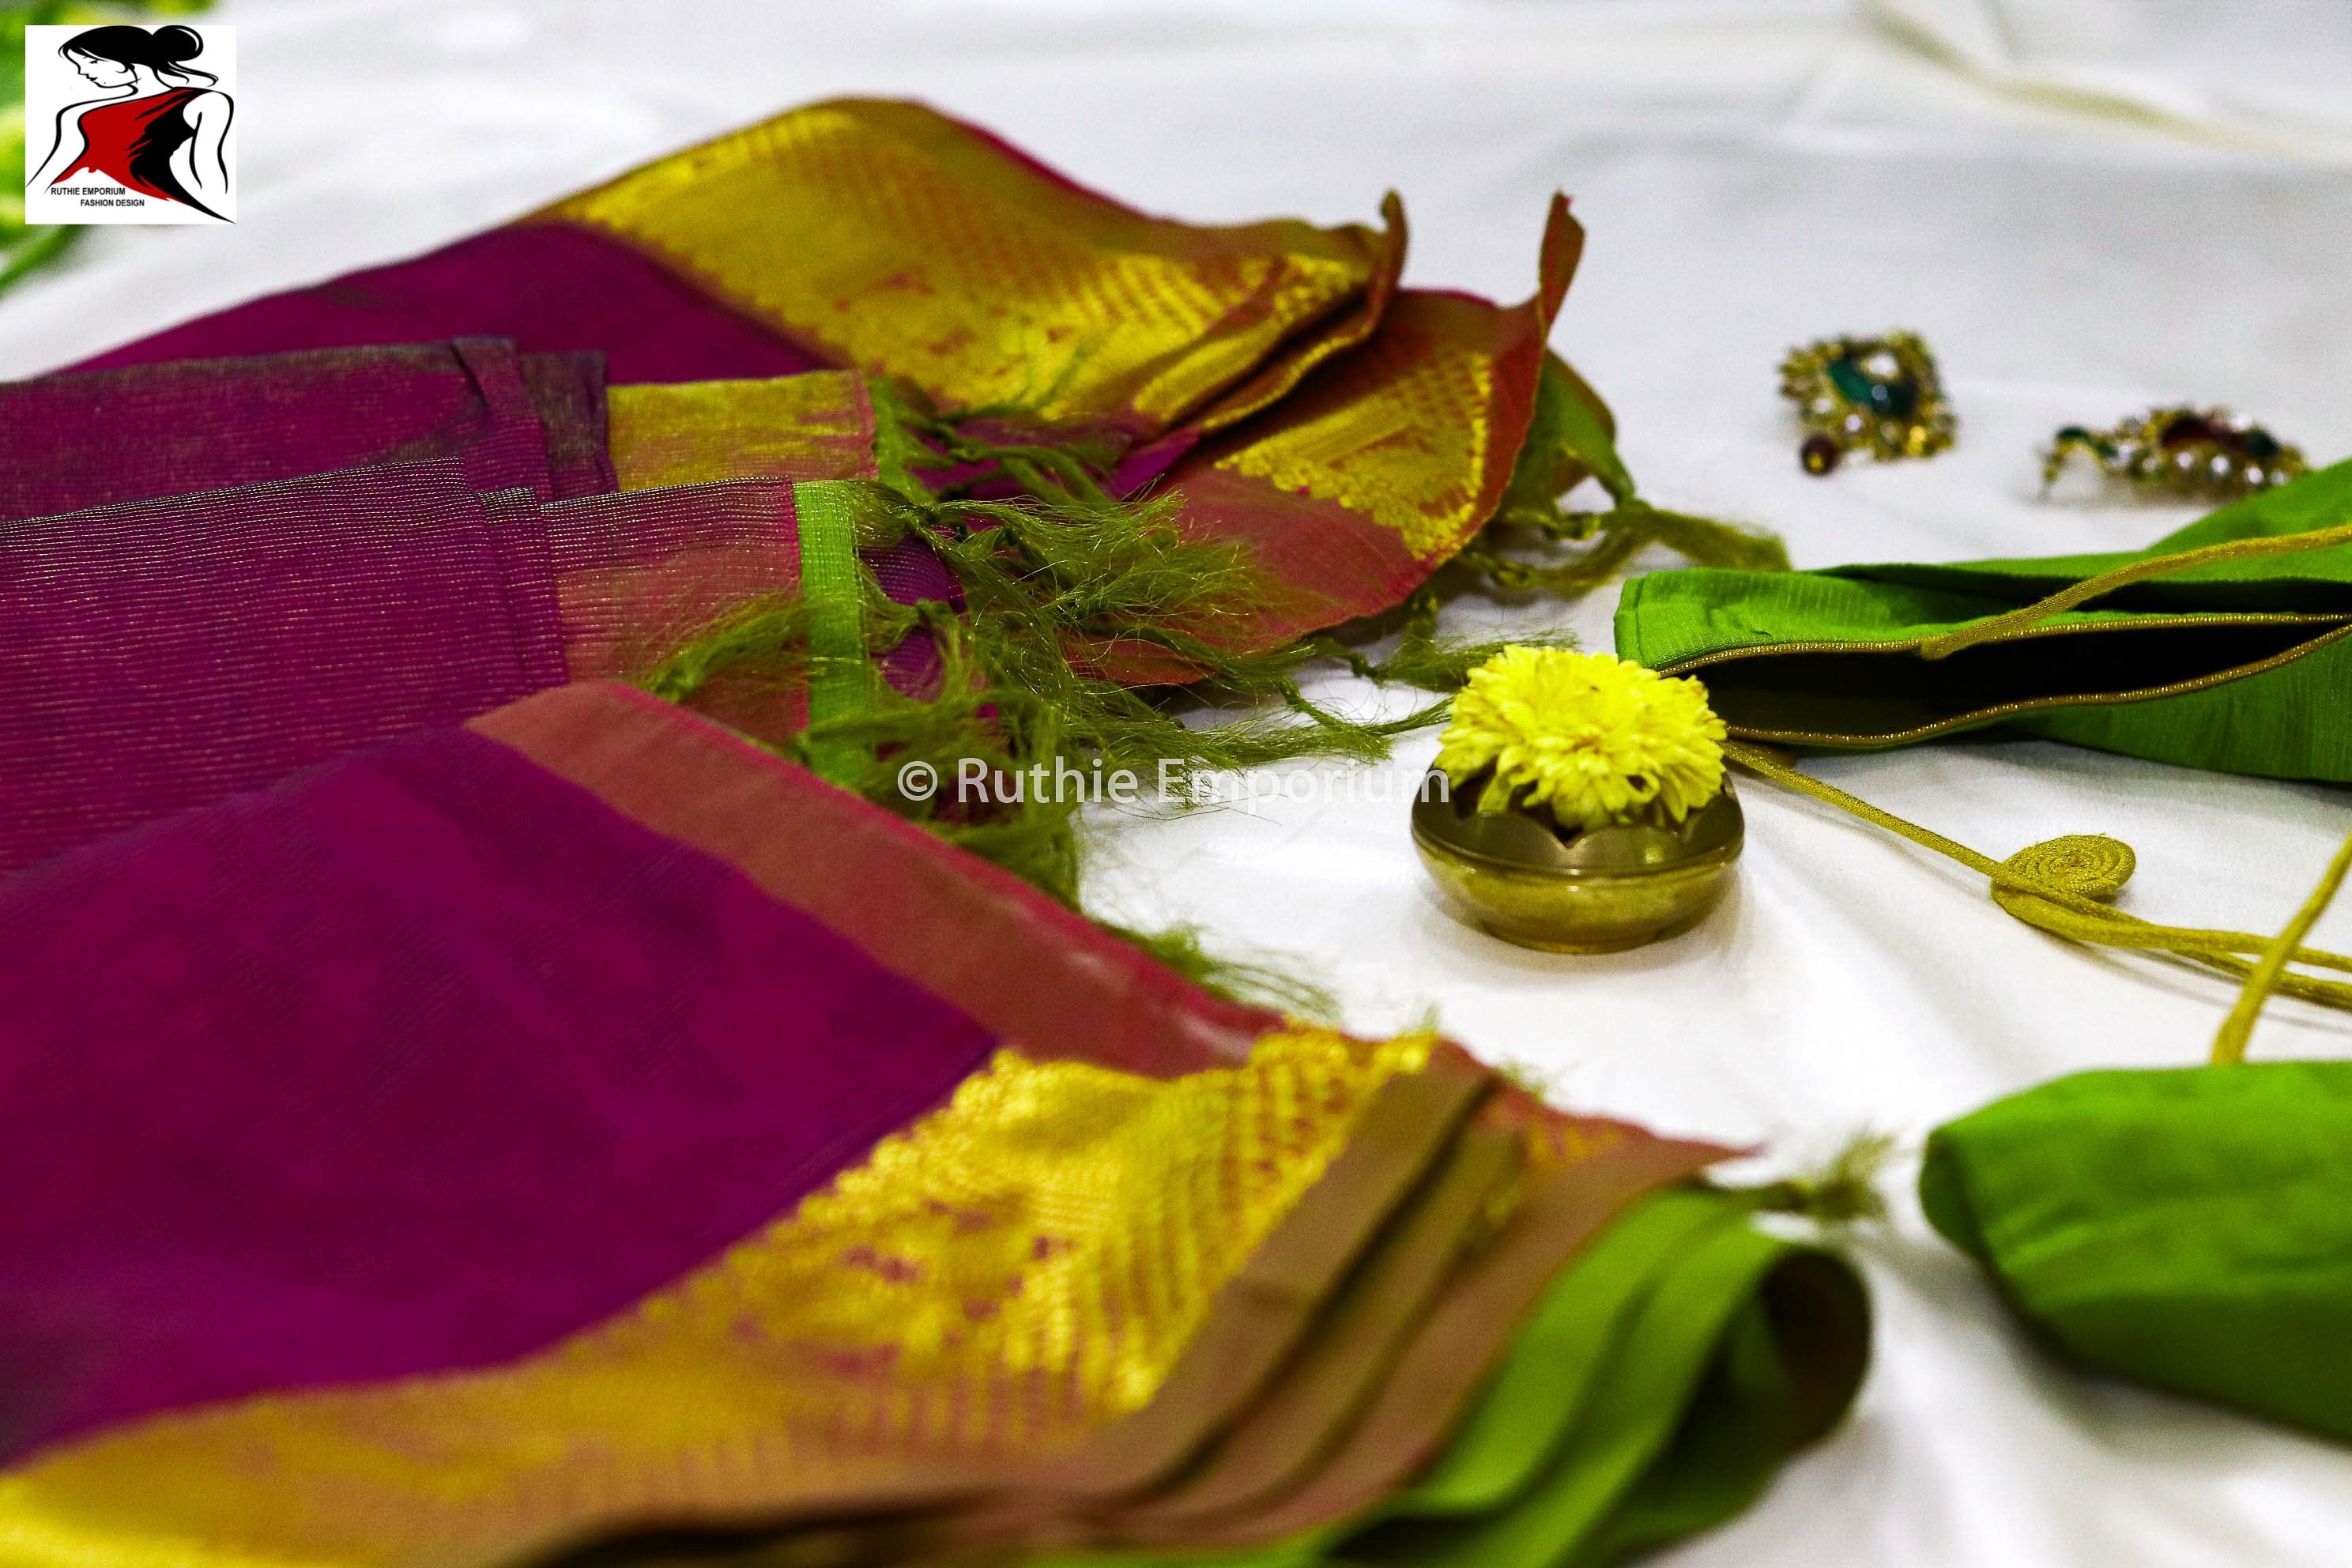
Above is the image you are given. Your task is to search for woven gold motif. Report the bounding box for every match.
[541,100,1386,433]
[609,371,878,490]
[1208,294,1506,560]
[0,1030,1432,1568]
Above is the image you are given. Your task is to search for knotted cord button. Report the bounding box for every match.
[2003,835,2136,903]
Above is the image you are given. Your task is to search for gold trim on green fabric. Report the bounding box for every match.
[1660,613,2352,748]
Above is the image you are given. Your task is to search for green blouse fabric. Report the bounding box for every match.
[1613,458,2352,782]
[1921,1062,2352,1444]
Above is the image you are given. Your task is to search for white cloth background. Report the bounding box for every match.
[5,1,2350,1560]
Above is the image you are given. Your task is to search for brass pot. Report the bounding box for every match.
[1412,767,1743,953]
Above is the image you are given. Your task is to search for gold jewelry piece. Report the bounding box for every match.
[1779,331,1956,476]
[2044,407,2307,498]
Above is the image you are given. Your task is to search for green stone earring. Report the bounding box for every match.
[1780,330,1956,476]
[2044,407,2308,498]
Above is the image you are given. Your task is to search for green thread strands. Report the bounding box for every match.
[637,477,1517,914]
[1744,1131,1896,1227]
[641,360,1783,988]
[1461,358,1789,597]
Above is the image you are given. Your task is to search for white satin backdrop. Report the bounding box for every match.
[4,2,2349,1561]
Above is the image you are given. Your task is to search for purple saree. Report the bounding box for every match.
[0,460,980,872]
[69,225,825,386]
[41,100,1607,674]
[0,338,609,515]
[0,461,567,873]
[0,714,997,1461]
[0,686,1851,1568]
[0,98,1861,1568]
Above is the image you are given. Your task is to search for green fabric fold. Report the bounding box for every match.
[1050,1185,1869,1568]
[1921,1061,2352,1443]
[792,478,880,786]
[1611,458,2352,782]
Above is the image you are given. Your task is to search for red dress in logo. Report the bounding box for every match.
[54,88,207,208]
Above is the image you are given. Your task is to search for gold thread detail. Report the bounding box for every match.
[609,373,878,490]
[2213,822,2352,1065]
[2002,835,2135,902]
[1919,522,2352,662]
[1209,296,1502,559]
[0,1031,1432,1567]
[541,101,1377,431]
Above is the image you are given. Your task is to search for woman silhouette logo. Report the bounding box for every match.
[30,25,233,222]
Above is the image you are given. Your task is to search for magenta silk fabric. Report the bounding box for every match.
[0,340,571,514]
[67,224,831,386]
[0,722,997,1464]
[869,533,960,695]
[520,346,620,498]
[0,463,969,873]
[0,461,567,873]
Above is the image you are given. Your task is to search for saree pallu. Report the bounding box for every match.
[0,674,1368,1461]
[0,684,1866,1568]
[1020,1185,1867,1568]
[61,98,1603,657]
[0,338,610,515]
[584,202,1589,665]
[1137,207,1582,662]
[66,100,1398,439]
[0,382,1560,871]
[1612,457,2352,783]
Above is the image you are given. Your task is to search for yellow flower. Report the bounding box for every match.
[1434,647,1726,832]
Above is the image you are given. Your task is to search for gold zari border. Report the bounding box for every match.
[0,1031,1433,1568]
[538,100,1391,435]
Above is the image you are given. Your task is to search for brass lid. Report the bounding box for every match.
[1410,767,1743,875]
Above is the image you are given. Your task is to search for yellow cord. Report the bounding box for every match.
[1721,742,2352,1019]
[2211,822,2352,1065]
[1919,521,2352,662]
